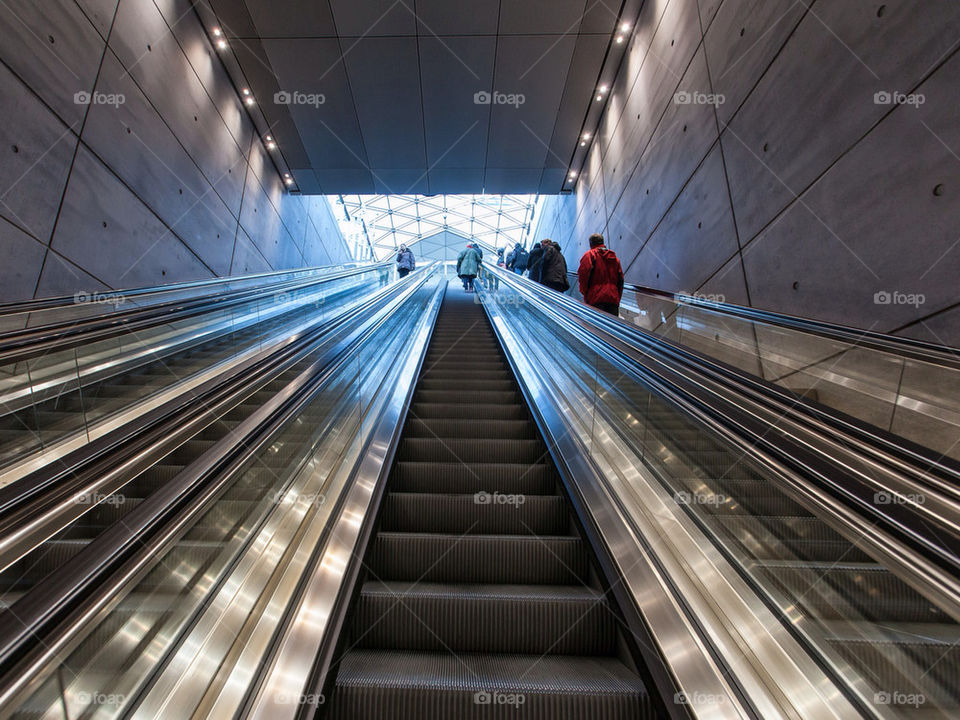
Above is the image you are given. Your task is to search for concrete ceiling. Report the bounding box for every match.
[207,0,622,194]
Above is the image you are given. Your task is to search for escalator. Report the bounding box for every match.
[0,273,390,603]
[0,375,289,607]
[3,264,960,719]
[0,271,377,471]
[645,397,960,713]
[323,286,655,719]
[0,272,437,719]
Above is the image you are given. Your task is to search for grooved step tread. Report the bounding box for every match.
[397,438,544,464]
[330,650,652,720]
[334,649,648,693]
[409,403,528,420]
[404,418,536,440]
[353,582,614,655]
[390,461,557,494]
[367,533,589,585]
[380,493,568,534]
[327,287,652,719]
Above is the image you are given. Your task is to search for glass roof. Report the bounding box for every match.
[329,194,537,260]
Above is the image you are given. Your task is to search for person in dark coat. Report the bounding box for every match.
[577,233,624,315]
[526,242,544,281]
[396,244,415,278]
[506,243,529,274]
[539,240,570,293]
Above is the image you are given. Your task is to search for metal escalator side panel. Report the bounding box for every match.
[316,286,656,720]
[478,267,863,720]
[0,269,439,717]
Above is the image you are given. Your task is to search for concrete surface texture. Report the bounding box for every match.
[533,0,960,347]
[0,0,352,303]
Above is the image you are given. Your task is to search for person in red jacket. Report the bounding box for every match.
[578,233,624,316]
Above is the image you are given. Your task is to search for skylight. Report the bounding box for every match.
[330,194,538,261]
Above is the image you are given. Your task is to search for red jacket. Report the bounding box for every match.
[578,246,624,306]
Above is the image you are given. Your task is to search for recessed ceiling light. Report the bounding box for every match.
[212,27,222,37]
[242,88,251,96]
[616,36,624,43]
[216,38,228,50]
[599,85,608,93]
[244,96,255,106]
[569,171,577,178]
[596,95,603,101]
[580,141,586,146]
[621,22,631,32]
[285,177,294,185]
[583,133,591,140]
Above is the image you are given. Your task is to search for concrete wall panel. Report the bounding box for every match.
[601,0,703,207]
[703,0,806,127]
[109,0,248,213]
[83,52,238,275]
[158,0,251,151]
[624,144,737,292]
[741,51,960,332]
[0,0,104,128]
[0,1,350,303]
[51,147,213,289]
[724,1,960,242]
[698,254,751,306]
[35,247,111,298]
[533,0,960,347]
[696,0,723,32]
[75,0,118,38]
[0,219,47,299]
[0,63,77,243]
[620,49,717,248]
[230,227,274,274]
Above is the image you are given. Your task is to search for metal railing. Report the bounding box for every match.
[482,264,960,719]
[0,264,392,484]
[0,267,443,719]
[561,271,960,463]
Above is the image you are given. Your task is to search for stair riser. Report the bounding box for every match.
[380,495,568,535]
[367,535,589,585]
[353,595,614,655]
[390,463,557,495]
[398,439,544,464]
[327,688,651,720]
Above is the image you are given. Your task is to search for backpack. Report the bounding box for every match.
[515,249,529,269]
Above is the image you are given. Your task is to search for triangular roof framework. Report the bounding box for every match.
[331,194,536,260]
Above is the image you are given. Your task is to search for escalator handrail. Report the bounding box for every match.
[243,280,445,720]
[0,263,364,316]
[0,272,409,566]
[480,280,846,720]
[556,268,960,489]
[0,266,435,703]
[490,265,960,619]
[566,270,960,368]
[0,263,388,364]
